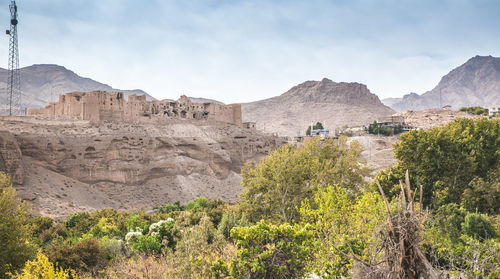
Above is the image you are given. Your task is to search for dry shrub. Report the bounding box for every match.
[104,254,170,279]
[104,243,236,279]
[354,171,440,279]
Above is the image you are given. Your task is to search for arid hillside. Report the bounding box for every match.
[0,117,283,219]
[384,55,500,111]
[242,78,395,137]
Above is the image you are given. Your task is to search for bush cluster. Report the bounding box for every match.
[1,118,498,278]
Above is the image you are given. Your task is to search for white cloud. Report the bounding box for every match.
[2,0,499,103]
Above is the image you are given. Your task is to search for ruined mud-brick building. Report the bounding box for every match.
[27,91,242,125]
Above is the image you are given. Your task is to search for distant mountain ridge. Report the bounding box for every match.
[242,78,395,136]
[0,64,155,109]
[383,55,500,111]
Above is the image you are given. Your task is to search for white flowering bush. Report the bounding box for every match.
[125,231,142,245]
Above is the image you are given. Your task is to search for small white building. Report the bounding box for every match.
[489,106,500,117]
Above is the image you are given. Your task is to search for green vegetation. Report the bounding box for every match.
[375,118,499,211]
[0,173,37,277]
[230,221,313,279]
[0,118,498,278]
[306,122,324,136]
[459,106,489,116]
[239,137,368,223]
[368,121,403,136]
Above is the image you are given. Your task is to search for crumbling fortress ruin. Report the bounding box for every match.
[27,91,242,125]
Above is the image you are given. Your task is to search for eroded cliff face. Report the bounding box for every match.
[0,118,284,218]
[0,131,23,184]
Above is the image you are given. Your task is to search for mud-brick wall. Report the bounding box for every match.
[95,92,125,121]
[207,103,242,125]
[231,104,242,125]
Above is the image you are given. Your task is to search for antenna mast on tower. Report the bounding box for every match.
[4,0,21,115]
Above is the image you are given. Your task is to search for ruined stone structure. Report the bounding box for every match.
[27,91,242,125]
[242,121,257,131]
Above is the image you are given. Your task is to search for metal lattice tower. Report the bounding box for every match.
[4,0,20,116]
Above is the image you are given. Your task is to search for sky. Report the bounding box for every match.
[1,0,499,103]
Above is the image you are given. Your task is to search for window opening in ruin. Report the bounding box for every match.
[181,110,187,118]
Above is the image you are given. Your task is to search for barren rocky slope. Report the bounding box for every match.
[394,108,479,129]
[242,78,395,137]
[0,117,283,219]
[384,55,500,111]
[0,64,154,111]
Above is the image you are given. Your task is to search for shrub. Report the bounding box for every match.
[218,212,238,239]
[156,201,183,214]
[100,237,125,260]
[13,252,74,279]
[459,106,489,116]
[45,238,108,276]
[64,212,84,228]
[30,216,54,239]
[38,223,68,245]
[125,231,143,245]
[299,185,387,277]
[462,213,496,240]
[131,235,162,254]
[230,221,313,279]
[185,196,209,211]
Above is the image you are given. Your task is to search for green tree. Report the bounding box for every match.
[374,118,499,211]
[423,205,499,277]
[0,172,37,277]
[45,238,108,276]
[299,185,387,278]
[462,213,496,240]
[230,221,312,279]
[239,137,368,223]
[459,106,489,116]
[306,122,324,136]
[461,167,500,214]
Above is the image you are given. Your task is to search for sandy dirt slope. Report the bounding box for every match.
[0,117,283,219]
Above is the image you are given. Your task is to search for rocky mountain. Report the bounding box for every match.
[0,64,155,110]
[188,97,224,105]
[384,55,500,111]
[0,118,283,218]
[242,78,395,136]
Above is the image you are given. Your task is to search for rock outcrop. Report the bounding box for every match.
[384,55,500,111]
[0,131,23,184]
[0,117,284,218]
[242,78,395,136]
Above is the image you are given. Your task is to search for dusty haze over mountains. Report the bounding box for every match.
[383,55,500,111]
[0,64,154,109]
[242,78,395,136]
[2,55,499,119]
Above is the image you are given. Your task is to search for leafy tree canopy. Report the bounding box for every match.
[306,122,324,136]
[374,118,499,212]
[0,172,37,276]
[239,137,369,223]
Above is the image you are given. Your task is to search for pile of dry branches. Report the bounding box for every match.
[355,170,440,279]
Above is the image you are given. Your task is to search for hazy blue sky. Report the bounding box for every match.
[1,0,499,103]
